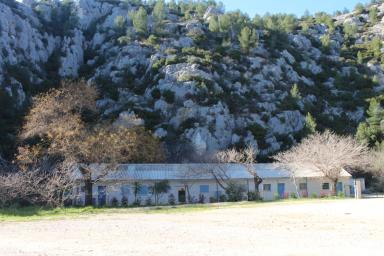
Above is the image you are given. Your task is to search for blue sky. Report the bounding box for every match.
[220,0,371,17]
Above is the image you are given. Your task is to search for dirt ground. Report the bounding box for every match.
[0,199,383,256]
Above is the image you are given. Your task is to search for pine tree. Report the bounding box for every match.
[369,6,378,24]
[219,14,231,33]
[320,34,331,50]
[130,7,148,35]
[168,0,178,14]
[356,97,384,147]
[290,84,301,100]
[238,27,251,52]
[153,0,166,32]
[357,51,363,64]
[367,98,384,128]
[371,37,382,58]
[355,3,364,14]
[209,15,220,33]
[344,23,358,39]
[250,28,259,47]
[304,113,317,135]
[114,15,126,33]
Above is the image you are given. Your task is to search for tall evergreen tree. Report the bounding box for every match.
[290,84,301,100]
[153,0,166,32]
[209,15,220,33]
[369,6,379,24]
[130,6,148,35]
[357,51,364,64]
[304,113,317,135]
[238,26,251,52]
[356,97,384,148]
[168,0,178,14]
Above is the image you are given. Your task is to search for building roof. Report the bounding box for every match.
[78,163,351,181]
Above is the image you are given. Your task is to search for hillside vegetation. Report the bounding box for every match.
[1,0,384,161]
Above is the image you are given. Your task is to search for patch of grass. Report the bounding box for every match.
[0,198,351,222]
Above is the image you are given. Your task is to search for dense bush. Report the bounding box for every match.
[225,182,246,202]
[168,193,176,205]
[163,89,175,104]
[121,196,128,207]
[111,197,119,207]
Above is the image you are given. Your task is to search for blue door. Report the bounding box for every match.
[278,183,285,199]
[350,185,355,197]
[98,186,106,206]
[336,182,343,194]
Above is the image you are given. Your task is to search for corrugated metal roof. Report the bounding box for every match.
[102,163,291,180]
[78,163,351,181]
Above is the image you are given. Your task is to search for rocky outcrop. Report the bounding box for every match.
[1,0,383,160]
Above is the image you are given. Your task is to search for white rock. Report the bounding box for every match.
[268,111,305,135]
[154,128,167,138]
[113,111,144,128]
[59,29,84,77]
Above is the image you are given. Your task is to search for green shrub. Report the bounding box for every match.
[152,58,165,72]
[290,192,297,199]
[165,48,178,55]
[121,196,128,207]
[145,197,152,206]
[146,34,159,46]
[165,56,179,66]
[168,194,176,205]
[337,192,345,198]
[225,182,246,202]
[111,197,119,207]
[247,123,268,149]
[311,192,318,198]
[179,117,198,130]
[95,76,119,101]
[163,89,175,104]
[198,194,206,204]
[151,88,161,99]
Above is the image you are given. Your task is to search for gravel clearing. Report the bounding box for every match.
[0,199,383,256]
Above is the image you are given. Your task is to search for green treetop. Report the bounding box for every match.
[304,112,317,135]
[153,0,166,32]
[131,6,148,35]
[356,97,384,148]
[290,84,301,100]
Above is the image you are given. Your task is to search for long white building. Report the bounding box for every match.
[72,164,358,206]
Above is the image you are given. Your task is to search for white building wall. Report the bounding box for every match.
[74,176,355,206]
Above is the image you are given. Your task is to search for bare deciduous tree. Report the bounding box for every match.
[275,131,369,195]
[215,146,262,199]
[0,165,75,208]
[370,150,384,177]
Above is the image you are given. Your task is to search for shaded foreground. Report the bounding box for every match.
[0,199,383,256]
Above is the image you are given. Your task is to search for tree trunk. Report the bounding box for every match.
[254,176,263,200]
[83,171,93,206]
[333,180,338,196]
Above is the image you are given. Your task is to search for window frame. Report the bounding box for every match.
[263,184,272,192]
[322,183,330,190]
[299,183,307,191]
